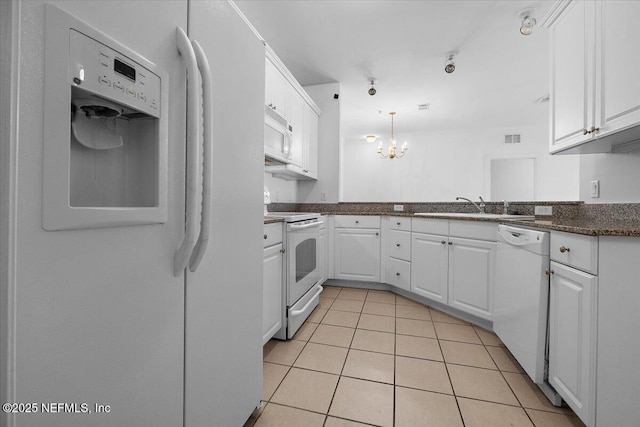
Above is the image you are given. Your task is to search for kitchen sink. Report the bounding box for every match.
[414,212,535,220]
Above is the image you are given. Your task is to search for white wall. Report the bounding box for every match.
[298,83,341,203]
[264,171,297,203]
[341,125,580,202]
[579,152,640,203]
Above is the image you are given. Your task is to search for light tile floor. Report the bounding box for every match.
[246,286,585,427]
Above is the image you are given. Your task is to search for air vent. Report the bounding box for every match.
[505,134,521,144]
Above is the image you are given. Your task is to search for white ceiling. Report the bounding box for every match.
[234,0,555,142]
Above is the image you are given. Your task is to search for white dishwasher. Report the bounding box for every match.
[494,224,561,405]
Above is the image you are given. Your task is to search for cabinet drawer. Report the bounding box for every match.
[334,215,380,229]
[449,220,497,242]
[387,257,410,291]
[550,231,598,275]
[388,230,411,261]
[389,216,411,231]
[412,218,449,235]
[263,222,283,248]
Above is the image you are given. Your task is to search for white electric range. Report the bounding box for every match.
[265,211,323,339]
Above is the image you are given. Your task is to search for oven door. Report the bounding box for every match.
[287,221,321,305]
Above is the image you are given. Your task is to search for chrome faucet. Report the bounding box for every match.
[456,196,486,213]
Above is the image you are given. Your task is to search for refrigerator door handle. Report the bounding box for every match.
[188,39,213,272]
[174,26,201,277]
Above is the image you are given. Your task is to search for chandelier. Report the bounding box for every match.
[377,112,407,159]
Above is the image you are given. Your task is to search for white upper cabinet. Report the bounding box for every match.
[545,0,640,154]
[264,47,321,180]
[596,1,640,143]
[547,0,595,152]
[265,57,290,121]
[302,104,319,179]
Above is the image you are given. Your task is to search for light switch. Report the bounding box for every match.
[590,180,600,198]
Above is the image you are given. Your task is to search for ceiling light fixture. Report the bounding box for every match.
[444,53,456,74]
[365,135,376,143]
[377,112,408,159]
[368,79,377,96]
[518,9,537,35]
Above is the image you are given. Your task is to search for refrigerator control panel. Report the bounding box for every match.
[69,29,161,118]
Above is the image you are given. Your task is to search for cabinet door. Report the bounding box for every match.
[289,92,304,167]
[410,233,448,303]
[596,1,640,136]
[548,261,597,426]
[549,0,596,152]
[265,57,289,120]
[334,228,380,281]
[263,244,283,345]
[448,237,496,320]
[303,105,319,178]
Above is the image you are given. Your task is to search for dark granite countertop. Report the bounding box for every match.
[266,202,640,237]
[508,219,640,237]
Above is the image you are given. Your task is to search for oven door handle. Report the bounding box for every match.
[290,285,324,316]
[289,221,322,231]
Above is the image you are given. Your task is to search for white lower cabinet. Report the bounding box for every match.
[334,228,381,281]
[548,261,597,426]
[410,219,496,321]
[448,237,496,320]
[263,223,283,345]
[410,232,448,303]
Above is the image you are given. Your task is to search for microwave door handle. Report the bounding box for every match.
[289,222,322,230]
[174,27,201,277]
[189,39,213,272]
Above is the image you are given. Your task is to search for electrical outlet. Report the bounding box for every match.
[394,204,404,211]
[534,206,553,216]
[591,180,600,198]
[273,191,279,202]
[320,192,327,201]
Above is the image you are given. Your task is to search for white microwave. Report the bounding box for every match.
[264,106,293,163]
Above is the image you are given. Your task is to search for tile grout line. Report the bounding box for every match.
[323,287,366,426]
[431,308,468,427]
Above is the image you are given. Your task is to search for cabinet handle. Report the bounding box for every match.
[376,232,379,236]
[396,222,401,226]
[396,272,400,276]
[559,246,570,253]
[396,243,401,247]
[448,241,453,245]
[441,240,446,244]
[583,127,600,135]
[264,234,268,240]
[355,220,359,224]
[280,248,285,254]
[303,169,309,173]
[544,268,554,275]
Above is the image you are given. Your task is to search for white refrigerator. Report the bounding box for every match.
[0,1,264,426]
